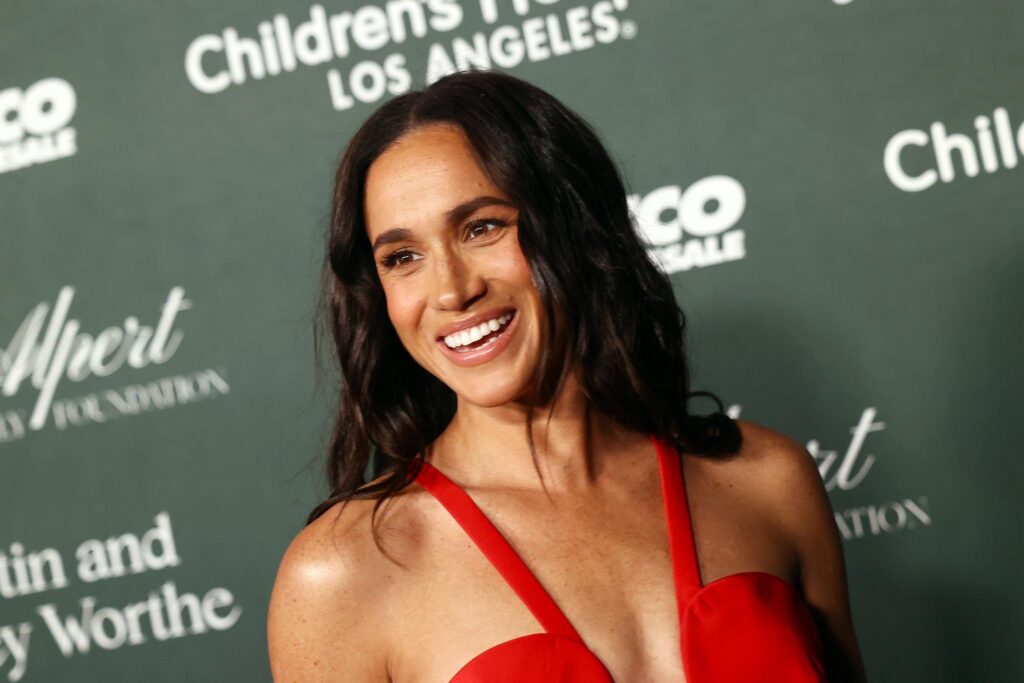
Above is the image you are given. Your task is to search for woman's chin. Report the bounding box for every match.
[452,379,528,409]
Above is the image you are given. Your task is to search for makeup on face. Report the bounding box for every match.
[364,123,541,399]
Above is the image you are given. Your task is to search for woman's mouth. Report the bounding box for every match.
[436,310,518,367]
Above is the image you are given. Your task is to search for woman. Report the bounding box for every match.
[268,69,867,682]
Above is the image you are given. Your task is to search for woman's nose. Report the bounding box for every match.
[431,249,485,311]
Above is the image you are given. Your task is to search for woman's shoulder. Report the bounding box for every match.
[737,417,826,507]
[690,418,831,551]
[694,417,822,495]
[271,471,437,598]
[267,472,435,681]
[715,417,840,575]
[722,420,866,679]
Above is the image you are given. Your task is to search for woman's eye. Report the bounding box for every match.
[379,250,419,271]
[377,218,510,272]
[466,217,508,239]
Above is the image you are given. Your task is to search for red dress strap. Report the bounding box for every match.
[413,458,584,642]
[651,434,704,612]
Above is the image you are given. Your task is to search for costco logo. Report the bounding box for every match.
[0,77,78,175]
[629,175,747,274]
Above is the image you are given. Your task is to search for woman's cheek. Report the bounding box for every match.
[489,236,533,282]
[385,284,422,345]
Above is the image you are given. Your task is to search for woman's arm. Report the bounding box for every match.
[755,422,869,683]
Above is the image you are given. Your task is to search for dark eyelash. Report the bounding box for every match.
[378,250,412,271]
[465,216,510,237]
[377,217,511,271]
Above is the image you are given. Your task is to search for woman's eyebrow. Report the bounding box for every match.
[372,227,412,254]
[443,195,515,226]
[371,196,515,253]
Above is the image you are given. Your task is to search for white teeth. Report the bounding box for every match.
[443,312,513,349]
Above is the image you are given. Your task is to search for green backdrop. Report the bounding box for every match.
[2,1,1020,680]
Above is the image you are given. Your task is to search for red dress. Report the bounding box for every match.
[412,434,828,682]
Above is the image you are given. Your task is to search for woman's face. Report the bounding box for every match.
[363,123,543,407]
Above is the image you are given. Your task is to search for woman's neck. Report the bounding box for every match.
[427,373,642,493]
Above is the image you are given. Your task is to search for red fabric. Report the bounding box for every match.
[413,434,827,682]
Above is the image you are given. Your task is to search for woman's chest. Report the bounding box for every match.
[385,491,795,683]
[387,524,683,682]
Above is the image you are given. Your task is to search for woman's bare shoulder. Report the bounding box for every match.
[688,418,831,566]
[694,418,820,489]
[700,418,827,523]
[267,474,433,682]
[723,419,867,680]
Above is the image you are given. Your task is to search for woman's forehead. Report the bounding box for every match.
[367,124,485,193]
[364,124,509,234]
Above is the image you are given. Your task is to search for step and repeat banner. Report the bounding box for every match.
[2,1,1020,681]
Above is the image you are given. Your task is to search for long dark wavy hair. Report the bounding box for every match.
[309,68,741,534]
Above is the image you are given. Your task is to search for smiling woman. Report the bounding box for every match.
[267,69,867,683]
[363,123,540,392]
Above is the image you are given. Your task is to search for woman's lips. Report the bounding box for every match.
[435,310,518,367]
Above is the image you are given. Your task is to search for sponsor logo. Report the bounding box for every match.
[0,78,77,175]
[183,0,636,110]
[629,176,747,274]
[183,1,462,96]
[0,287,229,444]
[884,106,1022,191]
